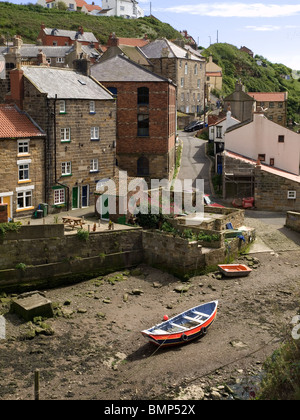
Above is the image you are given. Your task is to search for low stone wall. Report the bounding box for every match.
[142,230,205,279]
[286,211,300,233]
[255,167,300,212]
[0,227,144,292]
[142,228,254,279]
[0,220,255,291]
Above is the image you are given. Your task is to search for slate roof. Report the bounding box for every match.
[141,39,202,61]
[0,104,45,139]
[43,27,98,44]
[0,44,100,60]
[91,54,171,83]
[22,66,113,100]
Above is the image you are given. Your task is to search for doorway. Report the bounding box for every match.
[72,186,79,209]
[81,185,89,208]
[0,194,12,220]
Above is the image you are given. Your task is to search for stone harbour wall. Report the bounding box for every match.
[0,222,255,292]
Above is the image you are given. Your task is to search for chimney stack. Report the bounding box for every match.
[37,49,49,66]
[6,67,24,109]
[107,33,119,47]
[73,57,91,76]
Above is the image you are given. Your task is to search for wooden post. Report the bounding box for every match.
[34,369,40,401]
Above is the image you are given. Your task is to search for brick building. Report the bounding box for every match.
[38,24,100,50]
[141,39,206,115]
[0,104,45,220]
[5,63,116,213]
[91,54,177,182]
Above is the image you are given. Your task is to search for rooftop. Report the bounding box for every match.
[22,66,113,100]
[42,27,98,44]
[0,104,45,139]
[247,92,288,102]
[225,150,300,183]
[91,54,171,83]
[141,38,203,61]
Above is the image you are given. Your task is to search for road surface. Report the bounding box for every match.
[177,131,212,195]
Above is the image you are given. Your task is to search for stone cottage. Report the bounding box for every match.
[141,39,206,115]
[0,104,45,220]
[5,63,116,213]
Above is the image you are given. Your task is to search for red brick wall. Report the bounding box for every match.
[101,81,176,155]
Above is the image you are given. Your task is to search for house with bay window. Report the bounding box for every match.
[5,62,116,214]
[0,104,45,220]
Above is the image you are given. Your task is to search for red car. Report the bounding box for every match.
[204,194,225,208]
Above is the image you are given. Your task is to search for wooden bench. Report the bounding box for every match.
[62,216,85,229]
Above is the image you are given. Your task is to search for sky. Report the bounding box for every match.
[4,0,300,69]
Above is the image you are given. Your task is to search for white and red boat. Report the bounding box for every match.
[141,301,218,347]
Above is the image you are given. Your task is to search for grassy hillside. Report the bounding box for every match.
[202,43,300,124]
[0,2,181,44]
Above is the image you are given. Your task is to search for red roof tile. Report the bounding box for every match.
[118,38,149,47]
[0,104,44,139]
[247,92,287,102]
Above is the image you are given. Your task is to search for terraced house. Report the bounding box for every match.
[141,39,206,115]
[0,104,45,220]
[5,62,116,213]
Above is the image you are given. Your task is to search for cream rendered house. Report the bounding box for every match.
[225,112,300,175]
[206,55,222,93]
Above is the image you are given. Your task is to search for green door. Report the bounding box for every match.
[100,194,109,220]
[72,187,79,209]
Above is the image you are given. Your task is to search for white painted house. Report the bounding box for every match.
[209,110,240,154]
[99,0,144,18]
[224,112,300,175]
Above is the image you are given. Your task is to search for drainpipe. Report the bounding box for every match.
[53,94,70,211]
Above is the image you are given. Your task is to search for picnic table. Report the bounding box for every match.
[62,216,85,229]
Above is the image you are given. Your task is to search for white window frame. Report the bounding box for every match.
[59,100,66,113]
[17,190,32,210]
[56,57,65,63]
[61,161,72,176]
[185,63,188,75]
[90,126,100,140]
[18,161,30,181]
[216,126,223,139]
[61,128,71,142]
[288,191,297,200]
[90,158,99,172]
[89,101,95,113]
[18,139,30,156]
[181,78,184,88]
[54,188,65,205]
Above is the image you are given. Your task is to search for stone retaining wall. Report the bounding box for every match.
[286,211,300,233]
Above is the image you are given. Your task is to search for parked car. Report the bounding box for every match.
[184,120,207,132]
[204,194,225,208]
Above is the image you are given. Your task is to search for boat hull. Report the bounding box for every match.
[141,301,218,347]
[218,264,252,277]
